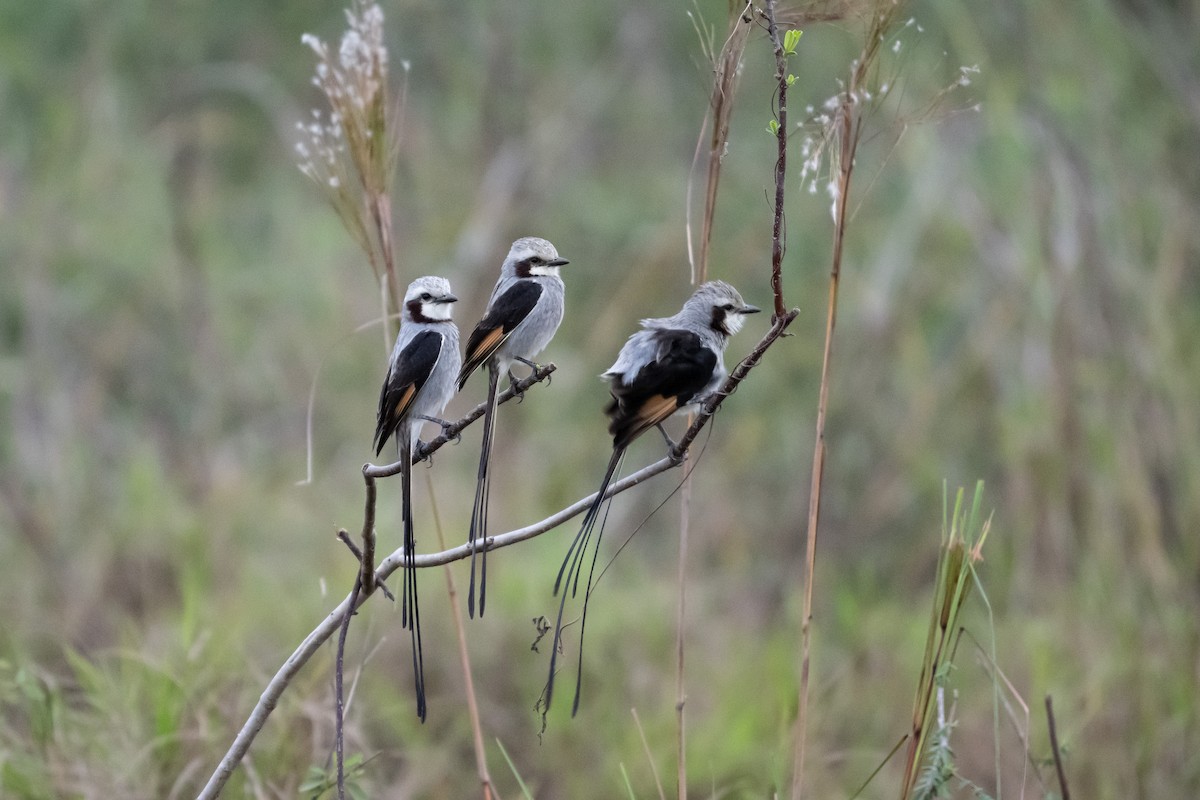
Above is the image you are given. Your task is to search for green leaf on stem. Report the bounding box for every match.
[783,28,803,56]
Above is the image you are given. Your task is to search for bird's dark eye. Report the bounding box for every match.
[419,292,433,301]
[722,303,735,311]
[529,256,544,266]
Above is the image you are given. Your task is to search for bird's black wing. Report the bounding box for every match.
[457,280,543,389]
[606,329,717,449]
[373,330,444,456]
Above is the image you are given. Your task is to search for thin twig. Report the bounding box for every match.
[674,450,692,800]
[360,477,378,596]
[426,474,497,800]
[335,577,362,800]
[337,529,395,603]
[965,633,1038,798]
[296,311,402,487]
[631,707,667,800]
[847,735,908,800]
[1045,695,1071,800]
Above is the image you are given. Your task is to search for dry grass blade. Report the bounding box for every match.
[693,3,751,283]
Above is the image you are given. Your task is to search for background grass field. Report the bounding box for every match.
[1,0,1198,797]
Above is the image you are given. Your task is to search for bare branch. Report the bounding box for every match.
[337,529,394,603]
[198,306,796,798]
[359,478,378,596]
[335,579,362,800]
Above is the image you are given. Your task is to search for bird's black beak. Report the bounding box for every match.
[741,303,761,314]
[438,294,459,304]
[547,258,570,267]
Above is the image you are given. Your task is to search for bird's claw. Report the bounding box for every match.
[415,442,435,467]
[508,371,526,403]
[515,356,551,387]
[417,415,460,444]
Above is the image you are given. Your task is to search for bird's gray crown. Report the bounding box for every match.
[683,281,749,314]
[508,236,560,262]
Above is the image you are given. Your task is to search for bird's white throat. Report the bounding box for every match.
[421,301,455,321]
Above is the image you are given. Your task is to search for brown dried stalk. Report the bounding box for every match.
[789,2,905,797]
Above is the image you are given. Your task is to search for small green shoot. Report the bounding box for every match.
[300,754,369,799]
[783,28,803,56]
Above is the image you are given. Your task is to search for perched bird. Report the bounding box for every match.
[545,280,760,715]
[373,275,462,722]
[457,236,569,618]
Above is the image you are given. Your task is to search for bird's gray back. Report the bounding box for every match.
[606,312,731,386]
[603,329,660,385]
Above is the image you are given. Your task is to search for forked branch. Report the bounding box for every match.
[198,309,795,799]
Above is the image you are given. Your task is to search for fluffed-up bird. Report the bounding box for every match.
[457,236,569,618]
[373,275,462,722]
[545,280,759,715]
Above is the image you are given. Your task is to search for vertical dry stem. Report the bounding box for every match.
[790,39,862,800]
[426,475,496,800]
[674,456,693,800]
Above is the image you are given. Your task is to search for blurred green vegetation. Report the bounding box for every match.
[1,0,1198,797]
